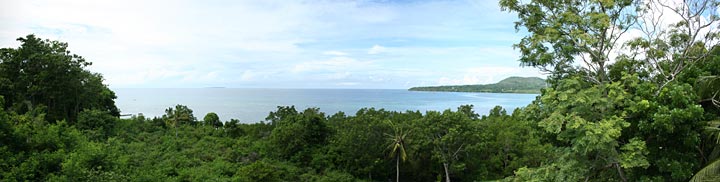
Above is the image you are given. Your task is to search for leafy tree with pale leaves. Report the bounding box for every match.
[500,0,720,180]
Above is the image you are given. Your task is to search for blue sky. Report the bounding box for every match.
[0,0,543,89]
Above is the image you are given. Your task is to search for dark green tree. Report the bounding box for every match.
[163,104,196,138]
[203,112,222,128]
[223,119,244,138]
[478,106,551,179]
[325,108,394,180]
[0,34,119,123]
[267,107,329,167]
[420,109,477,182]
[77,109,118,139]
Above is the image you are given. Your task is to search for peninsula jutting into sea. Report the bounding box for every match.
[409,76,546,94]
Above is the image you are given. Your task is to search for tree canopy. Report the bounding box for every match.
[500,0,720,181]
[0,34,119,123]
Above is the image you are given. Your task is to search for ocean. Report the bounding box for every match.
[113,88,538,123]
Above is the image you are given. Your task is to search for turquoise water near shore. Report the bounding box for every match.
[114,88,537,123]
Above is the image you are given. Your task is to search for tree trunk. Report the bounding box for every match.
[443,163,451,182]
[74,94,80,120]
[396,156,400,182]
[614,163,627,182]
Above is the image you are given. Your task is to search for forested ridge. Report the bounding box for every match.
[408,77,547,94]
[2,0,720,181]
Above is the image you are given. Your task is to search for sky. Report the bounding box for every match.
[0,0,544,89]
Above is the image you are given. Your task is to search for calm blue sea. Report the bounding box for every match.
[113,88,538,123]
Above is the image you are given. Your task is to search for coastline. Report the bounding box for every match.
[407,89,541,94]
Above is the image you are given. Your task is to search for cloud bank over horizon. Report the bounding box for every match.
[0,0,544,89]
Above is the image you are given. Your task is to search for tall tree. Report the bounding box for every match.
[203,112,222,129]
[500,0,637,84]
[501,0,719,180]
[385,121,409,182]
[163,104,196,138]
[514,76,650,181]
[0,34,119,122]
[420,108,478,182]
[325,108,394,180]
[267,107,329,167]
[629,0,720,95]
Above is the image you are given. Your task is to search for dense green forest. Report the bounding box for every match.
[408,77,547,94]
[2,0,720,181]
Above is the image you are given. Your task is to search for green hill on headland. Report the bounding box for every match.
[409,76,547,94]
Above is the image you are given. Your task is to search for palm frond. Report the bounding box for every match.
[705,120,720,144]
[399,144,407,161]
[388,143,398,158]
[384,120,409,162]
[691,159,720,182]
[696,119,720,181]
[697,76,720,107]
[709,120,720,127]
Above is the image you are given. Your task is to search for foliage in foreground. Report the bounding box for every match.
[0,36,550,180]
[0,99,552,181]
[4,0,720,180]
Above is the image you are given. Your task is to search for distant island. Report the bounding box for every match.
[409,76,547,94]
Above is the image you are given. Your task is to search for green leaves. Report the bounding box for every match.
[163,104,197,127]
[0,35,118,123]
[202,112,222,128]
[519,74,660,180]
[267,107,329,167]
[500,0,636,81]
[385,121,409,162]
[620,138,649,169]
[571,116,627,154]
[538,112,566,134]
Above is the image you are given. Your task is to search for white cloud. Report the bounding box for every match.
[368,45,387,54]
[292,57,373,73]
[241,68,292,82]
[0,0,328,87]
[322,51,348,56]
[337,82,360,86]
[610,0,720,65]
[437,67,544,85]
[240,70,260,81]
[0,0,526,89]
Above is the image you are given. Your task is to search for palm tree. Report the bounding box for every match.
[697,76,720,109]
[164,107,179,138]
[691,76,720,181]
[385,121,409,182]
[691,120,720,182]
[163,105,196,138]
